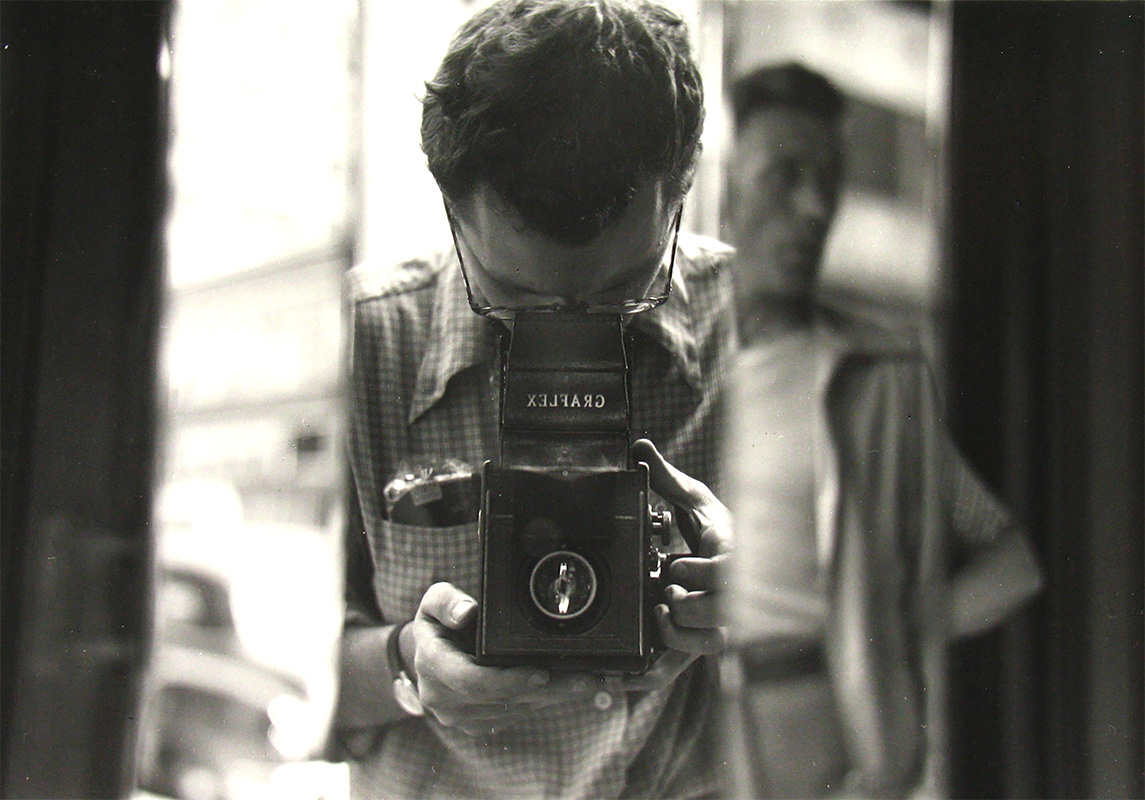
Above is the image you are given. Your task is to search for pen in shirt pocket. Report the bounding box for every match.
[383,458,480,526]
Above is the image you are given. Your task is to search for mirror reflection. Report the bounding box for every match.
[6,0,1135,798]
[138,2,960,800]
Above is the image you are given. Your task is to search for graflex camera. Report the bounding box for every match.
[475,312,676,674]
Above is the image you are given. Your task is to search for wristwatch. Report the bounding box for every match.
[387,620,424,717]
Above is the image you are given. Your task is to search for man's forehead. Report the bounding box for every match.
[456,184,529,232]
[736,106,841,156]
[457,181,671,252]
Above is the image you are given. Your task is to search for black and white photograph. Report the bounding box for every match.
[2,2,1141,799]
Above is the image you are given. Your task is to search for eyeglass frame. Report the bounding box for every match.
[444,200,683,320]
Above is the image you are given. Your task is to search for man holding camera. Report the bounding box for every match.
[334,2,734,798]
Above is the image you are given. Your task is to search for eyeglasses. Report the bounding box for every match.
[445,202,682,321]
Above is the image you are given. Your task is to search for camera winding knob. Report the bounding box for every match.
[649,508,673,547]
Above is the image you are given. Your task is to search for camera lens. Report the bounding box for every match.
[529,551,597,620]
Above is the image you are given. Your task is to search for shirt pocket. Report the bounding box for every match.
[371,518,482,622]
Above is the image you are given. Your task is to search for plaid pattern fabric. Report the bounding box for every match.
[342,233,735,800]
[944,446,1015,549]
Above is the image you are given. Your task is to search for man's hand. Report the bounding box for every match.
[407,582,600,735]
[619,439,731,690]
[406,442,731,719]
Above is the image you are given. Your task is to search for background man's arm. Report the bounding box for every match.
[945,448,1043,638]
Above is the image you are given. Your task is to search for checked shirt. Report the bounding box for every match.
[340,233,735,800]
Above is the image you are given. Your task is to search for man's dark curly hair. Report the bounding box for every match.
[728,61,845,132]
[421,0,704,246]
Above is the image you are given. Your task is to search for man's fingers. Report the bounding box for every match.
[417,639,549,703]
[414,583,553,703]
[656,603,727,654]
[632,439,730,557]
[417,581,478,629]
[668,554,730,592]
[632,438,715,510]
[415,628,598,707]
[663,584,721,629]
[615,648,695,692]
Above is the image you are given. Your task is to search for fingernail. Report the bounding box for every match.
[450,599,476,624]
[671,562,689,580]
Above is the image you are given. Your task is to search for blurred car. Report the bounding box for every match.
[136,482,343,800]
[136,559,310,800]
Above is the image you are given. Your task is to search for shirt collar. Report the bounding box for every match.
[408,247,703,424]
[627,263,702,389]
[408,250,502,424]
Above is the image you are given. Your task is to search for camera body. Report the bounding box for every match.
[475,312,673,673]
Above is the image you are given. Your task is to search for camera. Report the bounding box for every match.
[475,311,676,674]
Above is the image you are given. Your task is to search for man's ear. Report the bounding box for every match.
[679,146,702,195]
[441,189,478,226]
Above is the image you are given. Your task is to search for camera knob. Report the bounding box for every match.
[649,508,672,547]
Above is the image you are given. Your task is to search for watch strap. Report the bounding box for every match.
[386,620,412,681]
[387,620,425,717]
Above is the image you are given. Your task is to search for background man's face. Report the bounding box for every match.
[728,106,842,305]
